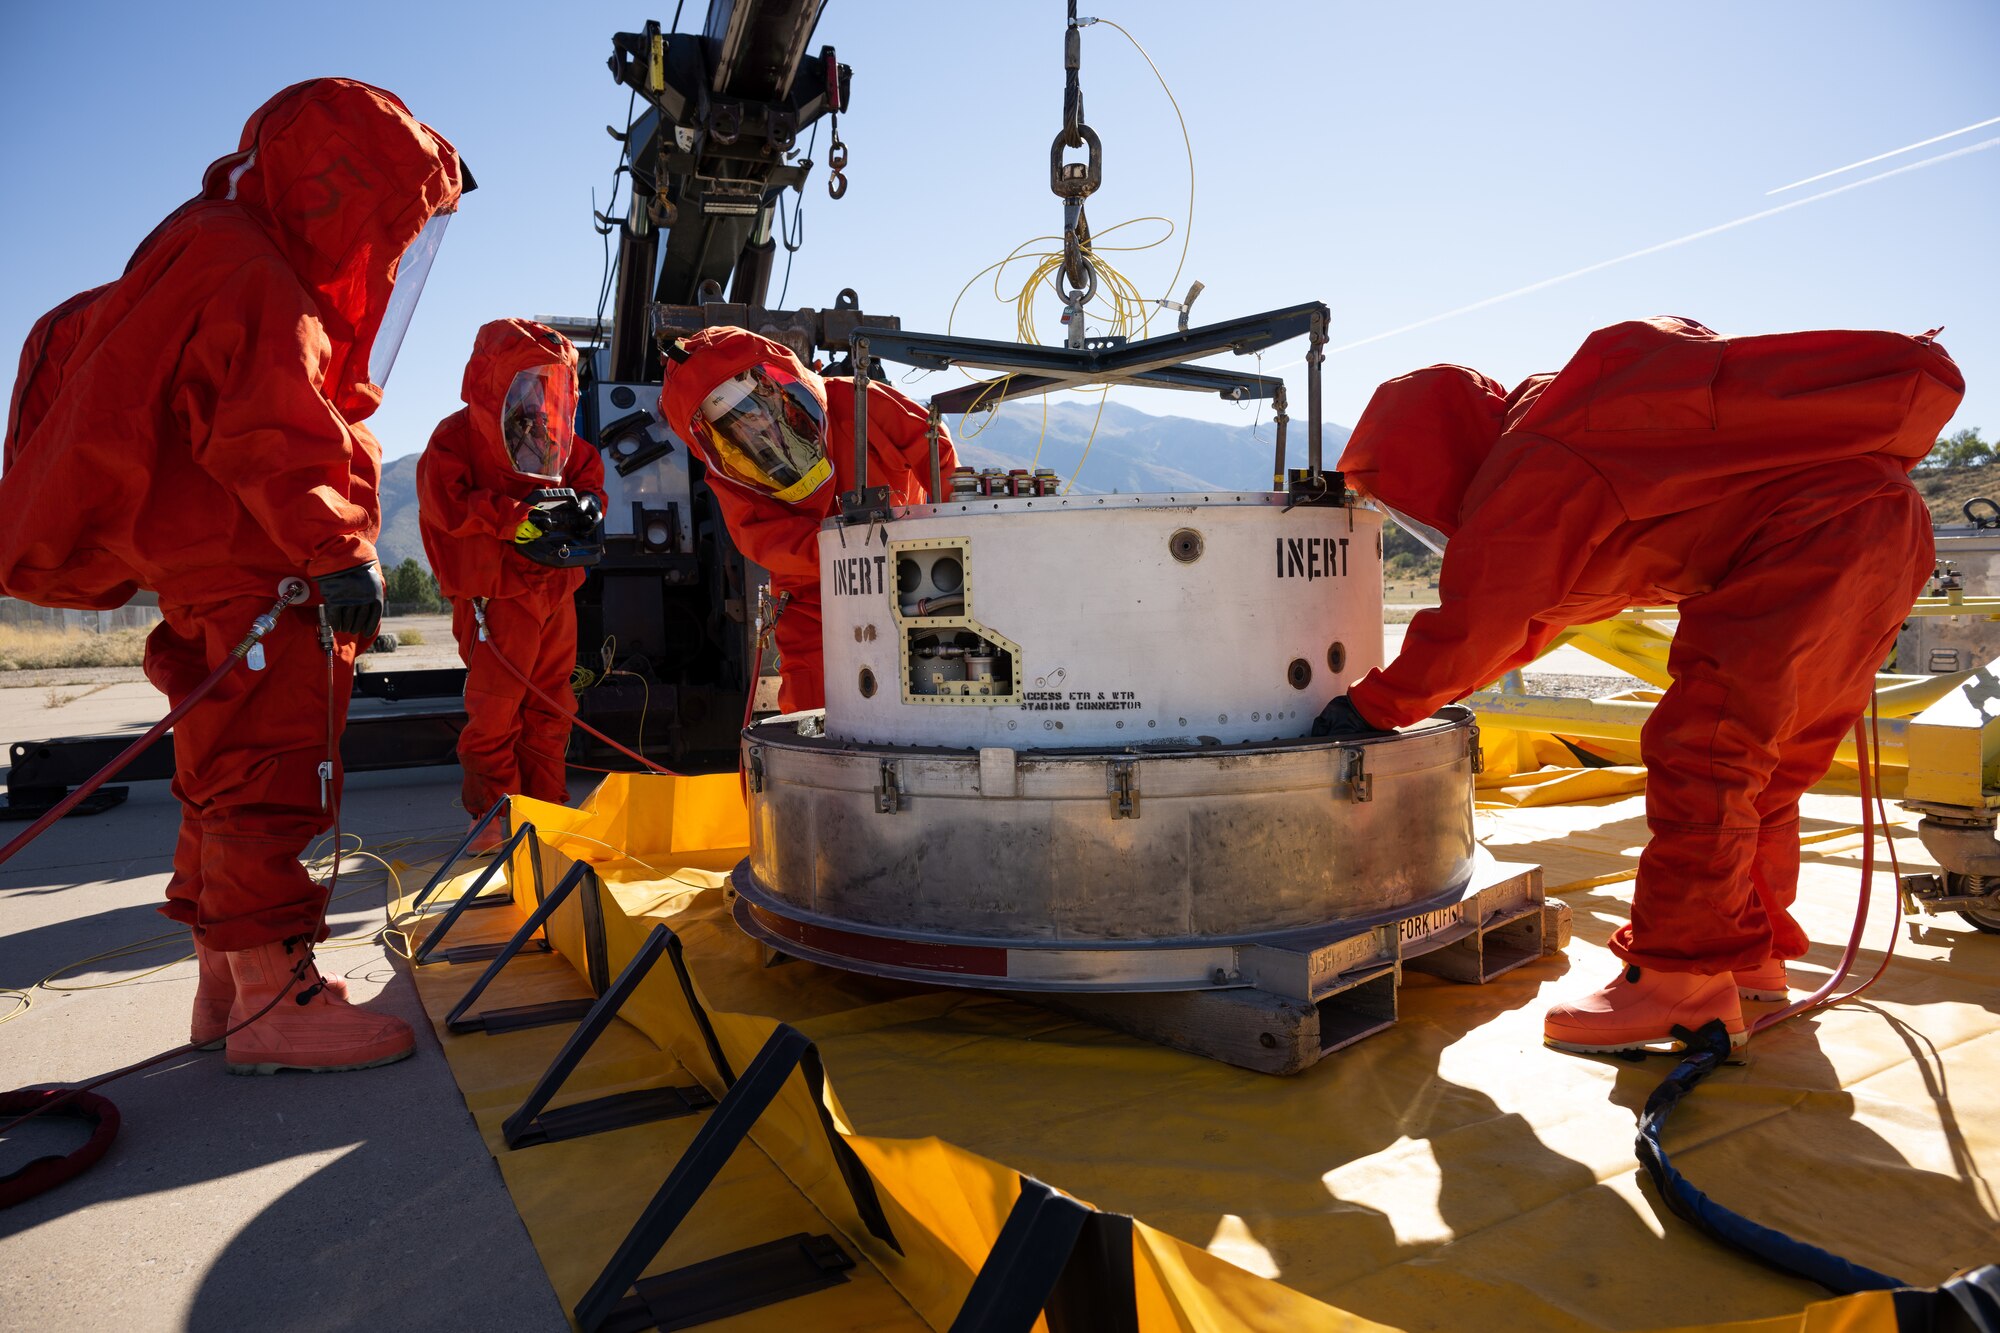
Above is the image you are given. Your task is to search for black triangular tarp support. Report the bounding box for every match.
[442,861,600,1035]
[948,1176,1139,1333]
[1892,1263,2000,1331]
[413,796,513,908]
[413,819,546,965]
[500,923,717,1151]
[573,1020,903,1333]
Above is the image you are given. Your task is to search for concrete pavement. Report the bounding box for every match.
[0,738,572,1331]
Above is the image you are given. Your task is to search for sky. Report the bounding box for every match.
[3,1,1996,468]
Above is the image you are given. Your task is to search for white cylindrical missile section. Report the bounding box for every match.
[816,493,1385,749]
[735,491,1511,1002]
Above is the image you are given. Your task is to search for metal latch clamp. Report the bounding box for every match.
[1109,760,1138,819]
[875,760,902,814]
[1338,747,1373,803]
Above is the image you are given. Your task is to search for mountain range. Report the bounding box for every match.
[946,398,1350,497]
[375,400,1352,572]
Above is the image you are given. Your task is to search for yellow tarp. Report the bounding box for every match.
[400,772,1999,1332]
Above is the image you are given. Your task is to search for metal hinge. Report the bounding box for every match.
[1109,761,1139,819]
[746,748,765,794]
[875,760,902,813]
[1339,747,1373,803]
[1469,724,1484,775]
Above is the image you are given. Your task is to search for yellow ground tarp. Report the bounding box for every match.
[400,772,1999,1332]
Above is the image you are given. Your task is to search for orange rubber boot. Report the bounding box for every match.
[1543,965,1746,1054]
[1734,958,1790,1002]
[196,936,352,1050]
[222,938,414,1075]
[191,936,234,1051]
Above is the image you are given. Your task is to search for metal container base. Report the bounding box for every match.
[730,849,1546,999]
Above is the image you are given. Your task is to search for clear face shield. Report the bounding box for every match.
[366,211,451,390]
[693,361,832,504]
[500,364,577,480]
[1374,501,1450,557]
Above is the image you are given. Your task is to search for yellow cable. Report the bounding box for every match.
[34,829,455,993]
[1095,18,1195,302]
[942,217,1170,488]
[1063,390,1112,496]
[599,668,652,758]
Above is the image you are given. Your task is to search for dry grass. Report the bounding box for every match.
[394,628,425,646]
[41,683,111,709]
[1916,464,2000,526]
[0,625,149,671]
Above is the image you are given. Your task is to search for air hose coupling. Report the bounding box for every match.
[230,577,310,660]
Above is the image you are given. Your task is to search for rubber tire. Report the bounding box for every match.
[1958,907,2000,935]
[1945,873,2000,934]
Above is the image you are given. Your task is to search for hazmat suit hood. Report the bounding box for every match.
[418,319,603,603]
[200,78,464,420]
[660,326,832,502]
[459,318,580,481]
[1337,365,1509,539]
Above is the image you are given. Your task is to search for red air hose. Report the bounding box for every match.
[0,582,346,1204]
[0,579,308,870]
[1750,697,1900,1035]
[470,599,679,777]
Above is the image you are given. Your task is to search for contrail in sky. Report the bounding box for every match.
[1291,134,2000,361]
[1767,114,2000,194]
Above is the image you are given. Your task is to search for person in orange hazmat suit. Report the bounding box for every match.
[658,327,957,712]
[419,320,606,841]
[1314,317,1963,1053]
[0,79,467,1074]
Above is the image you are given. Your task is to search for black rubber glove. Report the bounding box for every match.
[315,561,385,641]
[1311,695,1388,739]
[573,492,603,529]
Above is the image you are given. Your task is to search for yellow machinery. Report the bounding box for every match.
[1468,596,2000,932]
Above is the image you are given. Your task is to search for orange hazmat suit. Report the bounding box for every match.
[660,327,956,711]
[1341,317,1963,974]
[0,79,462,950]
[419,320,606,814]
